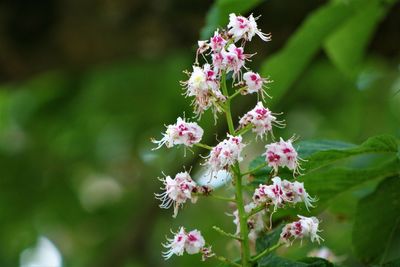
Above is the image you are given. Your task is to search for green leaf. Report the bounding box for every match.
[200,0,262,39]
[256,225,283,253]
[324,0,397,79]
[300,135,399,171]
[248,135,398,179]
[353,175,400,264]
[260,2,355,105]
[258,255,334,267]
[297,158,400,212]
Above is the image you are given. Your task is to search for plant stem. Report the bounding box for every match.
[212,226,242,241]
[215,256,242,267]
[221,71,251,267]
[242,162,268,176]
[250,242,282,262]
[221,71,235,134]
[228,86,247,100]
[194,142,213,150]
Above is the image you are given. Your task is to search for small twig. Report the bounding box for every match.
[235,124,253,136]
[212,226,243,241]
[251,243,282,262]
[246,204,267,220]
[194,142,213,150]
[242,162,268,176]
[228,86,247,100]
[215,255,242,267]
[211,194,236,202]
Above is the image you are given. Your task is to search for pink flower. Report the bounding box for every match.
[155,172,197,217]
[242,71,271,99]
[163,227,211,260]
[210,30,227,52]
[152,117,204,149]
[252,177,316,211]
[185,229,206,254]
[227,13,271,42]
[239,102,284,139]
[162,227,187,259]
[182,64,226,118]
[280,215,323,246]
[264,137,301,175]
[221,44,246,77]
[206,134,245,172]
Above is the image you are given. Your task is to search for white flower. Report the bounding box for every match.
[162,227,211,260]
[182,64,225,118]
[264,137,301,175]
[185,229,206,254]
[152,117,204,150]
[155,172,197,217]
[227,13,271,42]
[221,44,246,76]
[253,177,286,210]
[280,215,323,246]
[290,181,316,210]
[206,134,245,172]
[162,227,187,259]
[253,177,316,211]
[210,30,227,52]
[242,71,271,99]
[239,102,284,139]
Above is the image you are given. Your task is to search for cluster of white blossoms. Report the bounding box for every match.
[152,117,204,149]
[206,134,245,172]
[153,12,323,264]
[264,137,301,174]
[163,227,214,261]
[253,177,315,211]
[280,216,323,245]
[239,101,284,139]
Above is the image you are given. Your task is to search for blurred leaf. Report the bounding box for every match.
[324,0,396,79]
[381,258,400,266]
[200,0,263,39]
[258,255,334,267]
[353,175,400,264]
[260,1,355,104]
[300,135,398,171]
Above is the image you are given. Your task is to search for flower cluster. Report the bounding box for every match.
[252,176,315,211]
[185,14,272,118]
[264,137,302,175]
[153,12,322,264]
[163,227,213,261]
[239,101,284,139]
[155,171,209,218]
[152,117,204,149]
[206,134,245,172]
[280,215,323,245]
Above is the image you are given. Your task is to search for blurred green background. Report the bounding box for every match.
[0,0,399,266]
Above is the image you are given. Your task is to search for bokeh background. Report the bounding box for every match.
[0,0,399,266]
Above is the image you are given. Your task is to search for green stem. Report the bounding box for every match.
[251,243,282,262]
[235,124,253,136]
[245,204,267,220]
[228,86,247,100]
[242,162,268,176]
[212,226,242,241]
[233,165,251,267]
[221,71,235,134]
[194,142,213,150]
[215,256,242,267]
[211,194,236,202]
[220,70,251,267]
